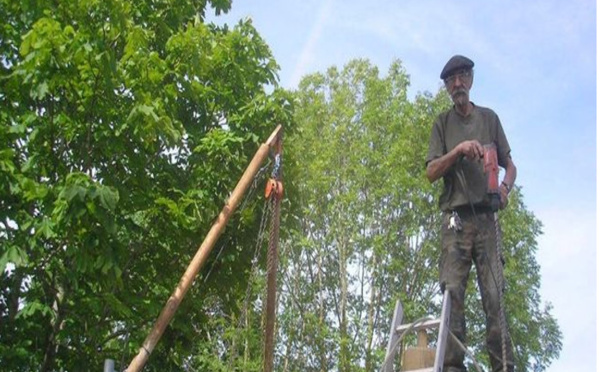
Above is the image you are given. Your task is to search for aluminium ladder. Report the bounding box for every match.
[383,289,451,372]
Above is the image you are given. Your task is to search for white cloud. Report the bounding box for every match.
[289,0,335,87]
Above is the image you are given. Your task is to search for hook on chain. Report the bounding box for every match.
[265,134,283,200]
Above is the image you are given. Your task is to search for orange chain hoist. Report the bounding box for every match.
[264,144,283,200]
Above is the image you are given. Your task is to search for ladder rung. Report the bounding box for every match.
[395,318,441,333]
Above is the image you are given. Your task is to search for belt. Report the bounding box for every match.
[450,205,494,217]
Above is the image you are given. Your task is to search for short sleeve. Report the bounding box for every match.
[426,116,445,166]
[494,115,511,168]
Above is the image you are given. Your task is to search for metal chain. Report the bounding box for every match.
[240,161,271,212]
[201,143,280,370]
[225,196,272,371]
[241,196,272,327]
[201,161,270,285]
[493,213,509,372]
[264,193,280,372]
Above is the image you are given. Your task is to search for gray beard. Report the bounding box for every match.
[452,90,469,106]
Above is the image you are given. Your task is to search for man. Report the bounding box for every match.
[425,55,517,372]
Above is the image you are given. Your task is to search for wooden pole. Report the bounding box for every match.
[127,125,283,372]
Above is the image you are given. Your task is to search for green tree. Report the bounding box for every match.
[0,1,292,371]
[281,59,561,372]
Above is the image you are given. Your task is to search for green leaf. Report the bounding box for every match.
[16,301,52,320]
[33,81,49,100]
[19,176,48,201]
[59,185,86,202]
[94,185,119,211]
[0,245,29,272]
[36,217,56,239]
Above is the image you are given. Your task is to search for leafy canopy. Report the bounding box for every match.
[0,0,292,371]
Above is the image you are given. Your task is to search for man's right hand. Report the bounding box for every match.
[458,140,484,160]
[426,140,484,183]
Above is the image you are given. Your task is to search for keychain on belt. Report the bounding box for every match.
[448,211,463,232]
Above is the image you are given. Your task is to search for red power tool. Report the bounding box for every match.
[483,143,500,211]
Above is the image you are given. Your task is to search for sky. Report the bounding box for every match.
[210,1,596,370]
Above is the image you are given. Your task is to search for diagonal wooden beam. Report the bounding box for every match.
[127,125,283,372]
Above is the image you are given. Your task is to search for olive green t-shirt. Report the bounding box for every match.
[425,103,511,211]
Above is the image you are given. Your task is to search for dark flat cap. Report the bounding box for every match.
[440,55,474,79]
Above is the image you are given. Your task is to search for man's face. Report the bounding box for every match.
[444,69,473,106]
